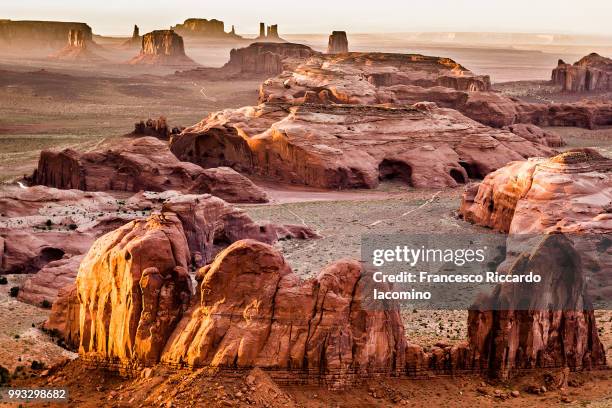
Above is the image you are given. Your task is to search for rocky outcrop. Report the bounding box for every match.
[189,167,268,203]
[259,52,612,129]
[133,117,183,140]
[327,31,348,54]
[0,185,141,275]
[257,23,282,41]
[43,284,80,349]
[122,25,141,48]
[223,42,317,75]
[128,30,197,66]
[467,234,606,379]
[75,233,405,385]
[0,20,92,49]
[459,148,611,234]
[503,124,564,148]
[172,18,241,39]
[18,255,83,306]
[31,136,267,203]
[77,213,193,364]
[170,102,554,190]
[48,29,103,61]
[552,53,612,92]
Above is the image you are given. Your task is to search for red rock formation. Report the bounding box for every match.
[259,52,612,129]
[467,234,606,379]
[32,136,267,203]
[170,102,553,190]
[133,117,183,140]
[223,42,316,75]
[77,213,193,364]
[121,24,141,48]
[459,148,611,234]
[552,53,612,92]
[0,20,92,49]
[256,23,282,41]
[327,31,348,54]
[74,233,405,385]
[18,255,83,306]
[48,29,103,61]
[43,284,80,349]
[128,30,197,66]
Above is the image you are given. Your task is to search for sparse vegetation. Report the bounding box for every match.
[0,276,8,285]
[9,286,20,297]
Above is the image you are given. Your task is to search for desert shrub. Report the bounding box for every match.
[41,299,52,309]
[31,360,45,370]
[0,276,7,285]
[9,286,19,297]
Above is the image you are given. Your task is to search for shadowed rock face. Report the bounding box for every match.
[0,20,92,49]
[327,31,348,54]
[129,30,197,66]
[31,136,268,204]
[259,51,612,129]
[467,234,606,379]
[552,53,612,92]
[170,102,553,190]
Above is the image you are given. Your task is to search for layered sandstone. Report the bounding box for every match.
[0,20,92,49]
[552,53,612,92]
[327,31,348,54]
[31,136,267,203]
[223,42,317,75]
[256,23,282,41]
[459,148,611,234]
[259,52,612,128]
[128,30,197,66]
[170,102,553,190]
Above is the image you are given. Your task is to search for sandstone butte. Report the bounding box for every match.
[255,47,612,129]
[47,214,605,385]
[552,53,612,92]
[327,31,349,54]
[128,30,197,66]
[0,186,315,306]
[48,28,104,61]
[31,136,269,204]
[0,20,93,49]
[169,102,554,190]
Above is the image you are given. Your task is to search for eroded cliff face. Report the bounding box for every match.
[552,53,612,92]
[129,30,197,66]
[224,42,317,75]
[48,29,103,61]
[467,234,606,379]
[77,213,193,364]
[170,102,554,190]
[172,18,240,39]
[32,136,268,204]
[0,20,92,49]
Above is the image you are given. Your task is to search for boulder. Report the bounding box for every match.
[552,53,612,92]
[327,31,348,54]
[128,30,197,66]
[170,102,553,190]
[31,136,267,203]
[132,117,183,140]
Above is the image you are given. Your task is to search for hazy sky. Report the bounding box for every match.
[3,0,611,36]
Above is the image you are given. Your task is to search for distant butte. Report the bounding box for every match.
[552,53,612,92]
[172,18,242,39]
[128,30,198,66]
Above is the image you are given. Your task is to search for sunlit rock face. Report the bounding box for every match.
[552,53,612,92]
[223,42,317,75]
[128,30,197,66]
[170,102,553,190]
[48,29,104,61]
